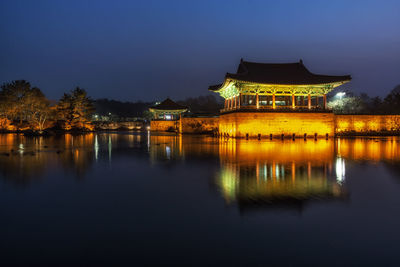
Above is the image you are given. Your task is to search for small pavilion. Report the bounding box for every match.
[209,59,351,112]
[149,98,188,120]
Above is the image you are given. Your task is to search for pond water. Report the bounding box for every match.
[0,133,400,265]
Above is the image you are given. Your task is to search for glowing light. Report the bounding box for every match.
[108,136,112,162]
[19,143,24,154]
[336,92,346,98]
[219,112,335,138]
[147,130,150,151]
[94,135,99,161]
[218,167,239,203]
[166,146,171,159]
[335,157,345,184]
[263,164,267,179]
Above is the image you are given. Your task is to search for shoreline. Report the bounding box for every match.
[0,129,398,139]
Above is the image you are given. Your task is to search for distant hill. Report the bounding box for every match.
[94,99,153,118]
[391,84,400,94]
[177,95,223,115]
[94,95,224,119]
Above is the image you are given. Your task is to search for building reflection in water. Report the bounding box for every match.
[336,137,400,162]
[335,157,345,184]
[148,134,219,164]
[149,135,184,163]
[216,139,346,212]
[145,135,400,212]
[0,133,400,212]
[214,137,400,212]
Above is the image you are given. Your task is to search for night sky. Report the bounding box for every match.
[1,0,399,101]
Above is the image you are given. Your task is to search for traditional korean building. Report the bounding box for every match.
[147,60,400,136]
[149,98,187,120]
[209,59,352,138]
[209,59,351,112]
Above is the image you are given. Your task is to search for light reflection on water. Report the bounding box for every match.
[0,133,399,209]
[1,133,400,265]
[216,139,346,212]
[0,132,400,208]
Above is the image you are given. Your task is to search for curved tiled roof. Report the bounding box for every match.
[209,59,351,91]
[150,98,187,110]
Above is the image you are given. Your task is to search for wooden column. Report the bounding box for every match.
[315,96,319,108]
[256,93,259,109]
[292,94,295,109]
[272,94,276,109]
[234,96,237,109]
[238,93,241,109]
[224,99,227,109]
[308,94,311,110]
[323,94,327,109]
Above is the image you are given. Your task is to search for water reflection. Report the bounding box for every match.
[216,139,346,212]
[0,133,399,212]
[337,137,400,162]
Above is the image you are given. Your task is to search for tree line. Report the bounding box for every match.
[0,80,224,132]
[93,95,223,120]
[0,80,94,132]
[1,79,399,132]
[93,85,400,117]
[328,85,400,114]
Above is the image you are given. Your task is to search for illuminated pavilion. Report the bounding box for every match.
[209,59,351,111]
[149,98,188,120]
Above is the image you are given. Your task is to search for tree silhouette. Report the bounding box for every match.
[0,80,52,130]
[56,87,94,130]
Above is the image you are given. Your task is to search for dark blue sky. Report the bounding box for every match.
[1,0,399,101]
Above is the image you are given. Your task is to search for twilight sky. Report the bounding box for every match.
[1,0,399,101]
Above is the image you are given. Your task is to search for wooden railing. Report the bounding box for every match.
[221,105,330,113]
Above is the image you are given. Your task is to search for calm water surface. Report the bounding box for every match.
[0,133,400,266]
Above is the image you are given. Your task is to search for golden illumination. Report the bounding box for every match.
[335,115,400,134]
[219,112,335,138]
[0,133,399,196]
[215,138,343,205]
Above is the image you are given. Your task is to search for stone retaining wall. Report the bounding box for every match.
[335,115,400,134]
[219,112,335,138]
[150,113,400,137]
[150,120,177,132]
[150,118,219,134]
[181,117,219,134]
